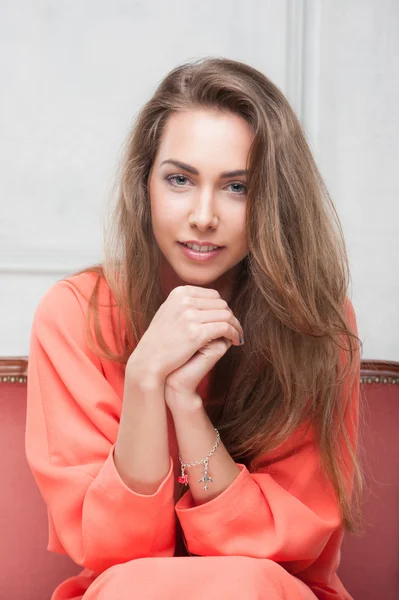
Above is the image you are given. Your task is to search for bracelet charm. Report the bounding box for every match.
[198,457,213,490]
[177,466,189,485]
[177,428,220,490]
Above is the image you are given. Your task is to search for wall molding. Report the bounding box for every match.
[0,246,103,275]
[286,0,321,156]
[3,5,321,278]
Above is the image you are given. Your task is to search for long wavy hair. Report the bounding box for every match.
[73,57,363,534]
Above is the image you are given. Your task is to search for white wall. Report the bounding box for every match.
[0,0,398,360]
[316,0,399,361]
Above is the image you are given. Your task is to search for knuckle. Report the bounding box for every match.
[187,322,200,341]
[221,322,230,335]
[174,285,189,297]
[180,295,192,308]
[184,308,196,322]
[185,285,198,295]
[221,309,233,321]
[215,339,228,351]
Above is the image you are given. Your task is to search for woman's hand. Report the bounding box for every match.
[165,338,233,414]
[126,285,244,385]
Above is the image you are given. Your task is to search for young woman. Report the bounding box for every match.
[25,57,362,600]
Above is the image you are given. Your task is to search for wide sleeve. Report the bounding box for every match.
[25,279,176,574]
[175,298,360,584]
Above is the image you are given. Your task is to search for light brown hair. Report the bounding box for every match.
[73,57,363,533]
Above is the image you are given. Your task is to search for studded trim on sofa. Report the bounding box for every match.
[1,357,398,385]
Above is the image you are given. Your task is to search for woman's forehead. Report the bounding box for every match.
[155,109,254,173]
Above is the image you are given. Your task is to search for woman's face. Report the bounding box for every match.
[148,108,254,299]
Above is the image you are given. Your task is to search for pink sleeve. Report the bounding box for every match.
[176,298,360,584]
[25,280,176,574]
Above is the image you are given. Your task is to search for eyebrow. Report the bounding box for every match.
[160,159,249,179]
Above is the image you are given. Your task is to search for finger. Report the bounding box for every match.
[197,309,243,343]
[189,297,230,310]
[183,297,244,342]
[200,322,241,347]
[168,339,230,392]
[190,339,231,371]
[174,285,220,299]
[199,338,232,356]
[216,337,232,351]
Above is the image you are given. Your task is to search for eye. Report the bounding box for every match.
[226,182,247,195]
[165,174,247,195]
[166,174,191,187]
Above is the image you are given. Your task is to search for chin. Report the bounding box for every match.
[178,271,220,286]
[172,265,225,287]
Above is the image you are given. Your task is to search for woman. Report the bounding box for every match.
[25,57,362,600]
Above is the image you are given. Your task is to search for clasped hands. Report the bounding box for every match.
[164,336,234,414]
[129,285,244,416]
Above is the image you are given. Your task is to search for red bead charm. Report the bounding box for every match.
[178,474,189,485]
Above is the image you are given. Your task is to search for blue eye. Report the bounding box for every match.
[166,174,190,187]
[228,182,247,195]
[165,174,247,195]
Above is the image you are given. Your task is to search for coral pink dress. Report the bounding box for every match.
[25,271,359,600]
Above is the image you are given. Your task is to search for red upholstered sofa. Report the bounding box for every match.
[1,358,398,600]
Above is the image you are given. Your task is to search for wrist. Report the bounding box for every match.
[126,355,166,391]
[165,389,204,419]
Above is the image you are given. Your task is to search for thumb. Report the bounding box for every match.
[172,338,231,389]
[199,337,232,358]
[191,337,232,371]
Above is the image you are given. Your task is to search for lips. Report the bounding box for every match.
[178,242,224,261]
[180,241,223,248]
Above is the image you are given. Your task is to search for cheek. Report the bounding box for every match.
[150,182,172,230]
[230,208,247,247]
[150,193,186,241]
[152,202,183,232]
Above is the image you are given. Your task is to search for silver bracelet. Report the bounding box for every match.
[177,428,220,490]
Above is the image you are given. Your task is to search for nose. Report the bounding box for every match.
[189,188,219,230]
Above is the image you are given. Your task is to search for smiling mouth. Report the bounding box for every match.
[179,242,224,252]
[177,242,224,260]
